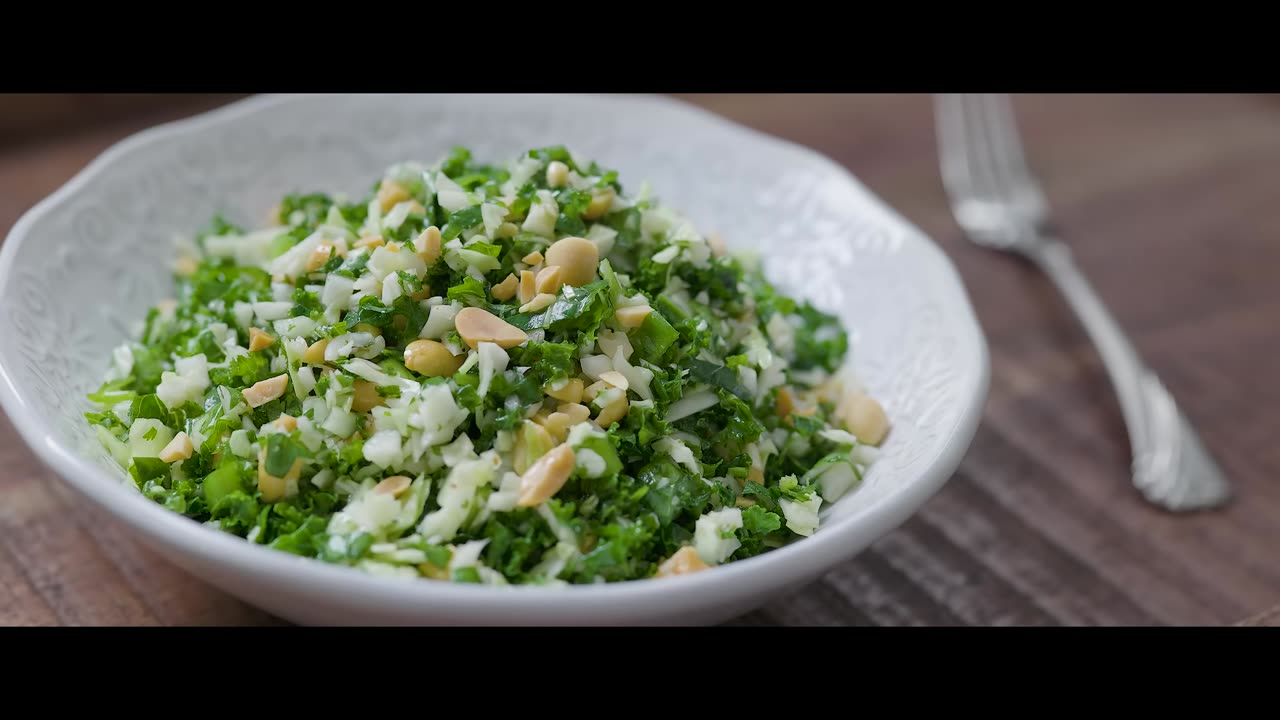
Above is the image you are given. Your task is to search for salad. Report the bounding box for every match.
[84,145,891,586]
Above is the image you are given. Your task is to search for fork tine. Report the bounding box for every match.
[974,94,1036,188]
[939,94,1008,207]
[958,93,1006,204]
[983,94,1034,180]
[969,94,1047,218]
[935,94,975,201]
[936,93,1042,248]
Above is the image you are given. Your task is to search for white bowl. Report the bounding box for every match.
[0,94,989,625]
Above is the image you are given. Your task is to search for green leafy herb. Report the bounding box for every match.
[264,434,311,478]
[684,358,753,403]
[441,206,484,241]
[508,280,612,334]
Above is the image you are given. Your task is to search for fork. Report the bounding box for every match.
[934,93,1231,513]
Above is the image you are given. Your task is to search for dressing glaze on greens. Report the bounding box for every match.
[85,146,891,586]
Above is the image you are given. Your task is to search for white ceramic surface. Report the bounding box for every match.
[0,93,989,625]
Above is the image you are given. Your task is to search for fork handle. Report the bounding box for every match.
[1023,240,1231,512]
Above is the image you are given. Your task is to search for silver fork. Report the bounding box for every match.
[935,93,1231,512]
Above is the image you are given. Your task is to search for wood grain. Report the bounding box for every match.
[3,93,1279,626]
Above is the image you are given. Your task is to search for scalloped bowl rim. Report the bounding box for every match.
[0,93,989,623]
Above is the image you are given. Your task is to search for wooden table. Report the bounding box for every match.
[2,94,1278,626]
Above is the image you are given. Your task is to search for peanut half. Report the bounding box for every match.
[544,237,598,287]
[404,338,465,377]
[243,374,289,408]
[656,546,709,578]
[837,391,890,447]
[516,443,576,507]
[374,475,413,498]
[248,327,275,352]
[455,307,528,350]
